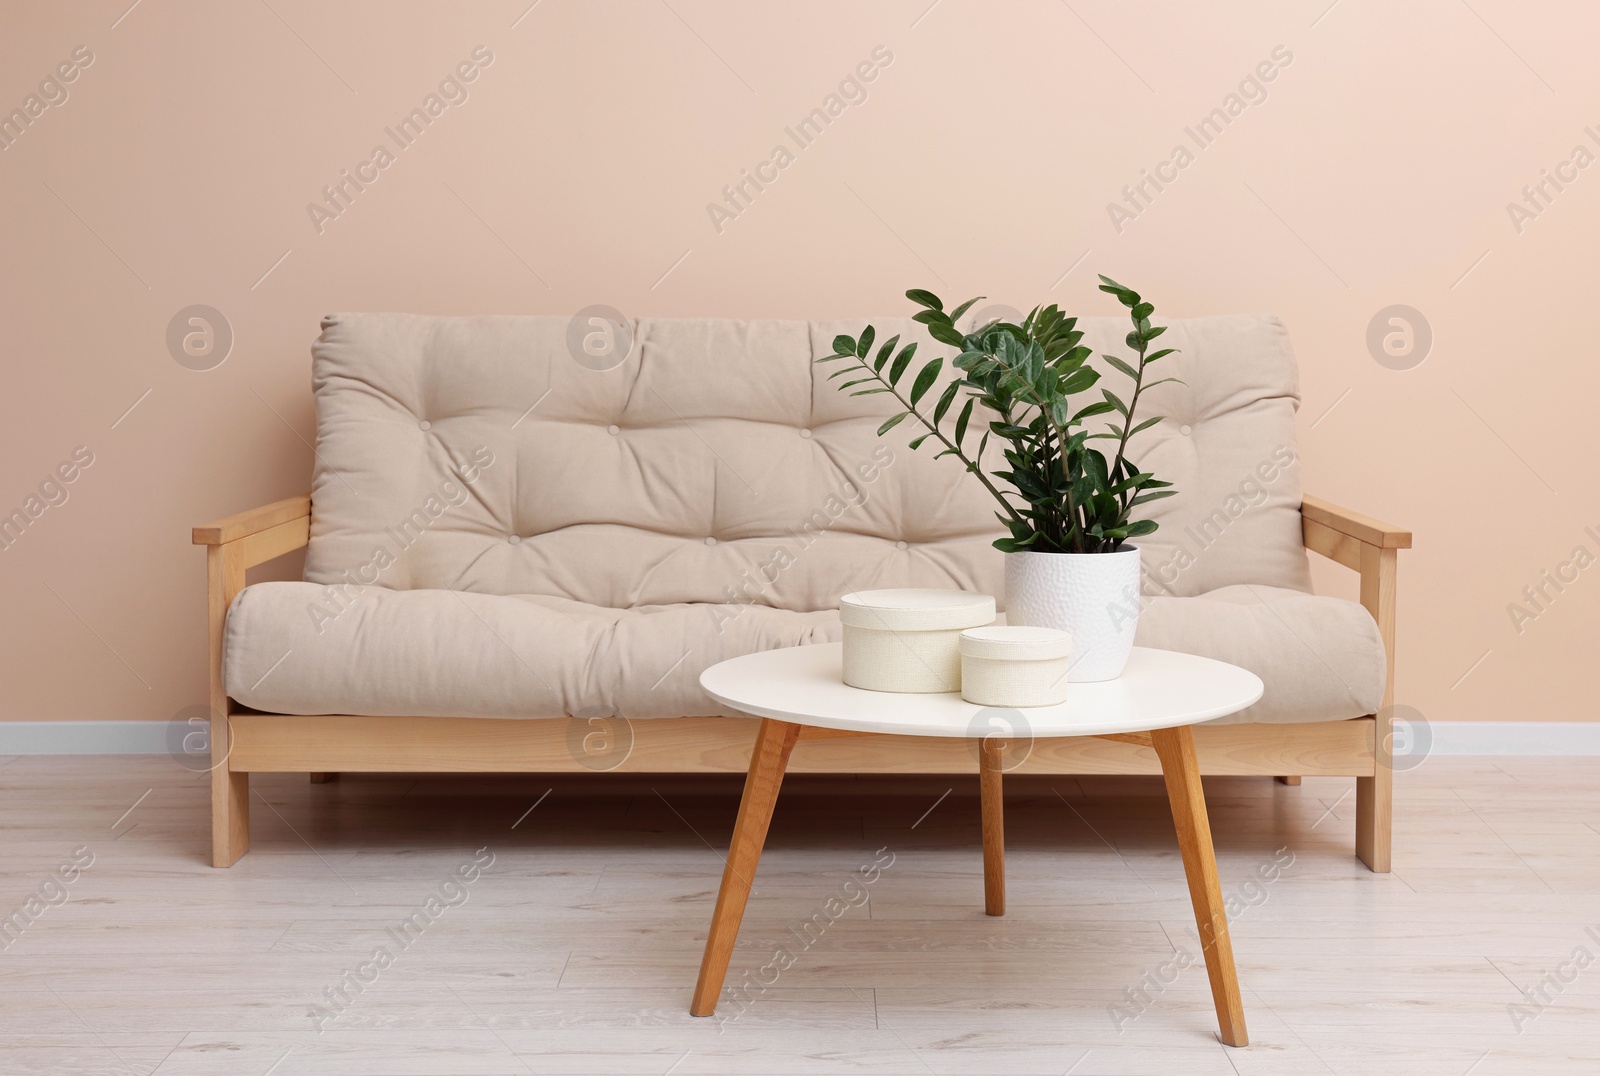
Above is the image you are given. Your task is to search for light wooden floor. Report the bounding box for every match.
[1,754,1598,1074]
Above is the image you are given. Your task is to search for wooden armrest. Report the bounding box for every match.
[192,494,312,546]
[1301,494,1411,550]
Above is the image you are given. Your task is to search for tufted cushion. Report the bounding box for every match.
[223,580,1380,724]
[301,312,1310,609]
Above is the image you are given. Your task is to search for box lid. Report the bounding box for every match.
[839,588,995,632]
[959,625,1073,661]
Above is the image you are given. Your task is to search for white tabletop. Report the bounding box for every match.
[700,643,1263,738]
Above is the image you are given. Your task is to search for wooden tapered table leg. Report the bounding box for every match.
[1150,725,1248,1048]
[690,718,802,1016]
[979,737,1005,916]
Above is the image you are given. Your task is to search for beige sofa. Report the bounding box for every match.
[194,312,1409,870]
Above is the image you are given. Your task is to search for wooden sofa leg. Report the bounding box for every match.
[1355,774,1391,873]
[212,767,249,868]
[309,772,337,783]
[1276,776,1301,786]
[1356,708,1393,873]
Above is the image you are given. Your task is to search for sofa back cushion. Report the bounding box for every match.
[302,311,1310,608]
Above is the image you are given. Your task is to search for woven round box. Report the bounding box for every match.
[839,589,996,693]
[958,625,1073,707]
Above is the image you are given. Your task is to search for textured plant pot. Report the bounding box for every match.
[1004,546,1141,682]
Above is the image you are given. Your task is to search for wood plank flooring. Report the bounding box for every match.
[0,754,1597,1073]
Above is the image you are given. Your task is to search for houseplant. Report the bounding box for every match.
[817,276,1179,681]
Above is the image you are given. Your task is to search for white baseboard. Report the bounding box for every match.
[3,720,1600,757]
[1425,721,1600,755]
[0,721,173,754]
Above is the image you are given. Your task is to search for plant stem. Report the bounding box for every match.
[853,360,1029,531]
[1107,331,1150,523]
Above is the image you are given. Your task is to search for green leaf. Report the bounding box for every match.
[1132,302,1154,320]
[1059,345,1093,370]
[908,433,932,450]
[1059,368,1100,396]
[1098,275,1139,307]
[1146,348,1177,362]
[832,335,855,357]
[906,289,943,311]
[932,379,961,424]
[877,412,910,437]
[927,320,967,348]
[1126,415,1162,437]
[848,387,891,396]
[909,357,943,406]
[953,397,975,446]
[1102,354,1139,380]
[1072,400,1116,422]
[1109,469,1154,496]
[947,297,984,323]
[994,527,1045,553]
[874,334,901,372]
[888,342,918,384]
[1102,389,1128,417]
[857,325,875,359]
[1123,518,1159,537]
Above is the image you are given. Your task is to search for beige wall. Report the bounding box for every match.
[1,1,1593,726]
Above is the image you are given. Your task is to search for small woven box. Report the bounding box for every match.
[839,589,996,693]
[958,625,1073,707]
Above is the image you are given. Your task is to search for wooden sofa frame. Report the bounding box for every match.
[193,493,1410,871]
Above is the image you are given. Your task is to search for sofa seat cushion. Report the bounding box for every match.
[1134,585,1385,724]
[224,582,838,720]
[225,582,1382,725]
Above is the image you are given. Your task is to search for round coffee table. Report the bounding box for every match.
[689,642,1264,1047]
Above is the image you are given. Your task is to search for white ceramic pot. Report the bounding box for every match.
[1004,546,1141,682]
